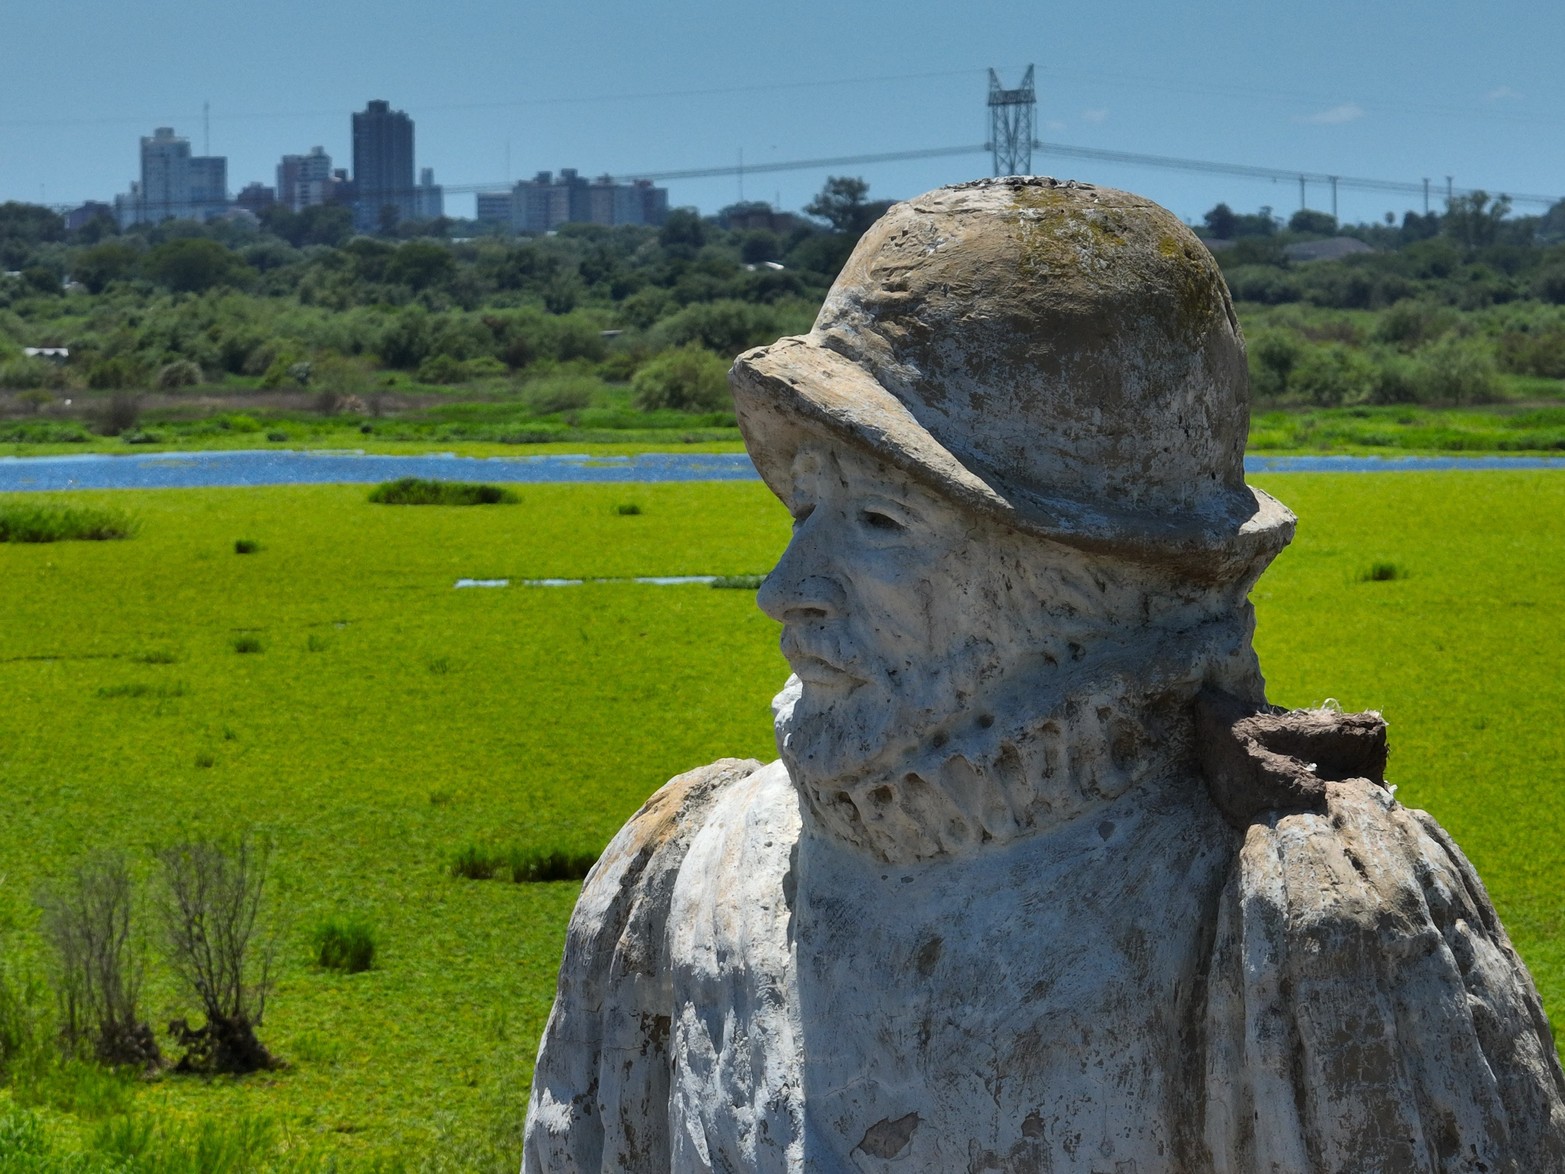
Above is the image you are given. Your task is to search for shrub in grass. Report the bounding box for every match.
[313,918,376,974]
[233,538,262,554]
[1360,562,1406,582]
[0,934,46,1080]
[91,1110,281,1171]
[0,503,136,543]
[449,844,501,880]
[368,477,518,506]
[155,836,278,1074]
[631,343,730,411]
[616,502,643,516]
[711,574,765,590]
[96,682,188,700]
[265,430,288,442]
[37,852,162,1069]
[450,844,597,883]
[505,847,598,884]
[231,635,264,654]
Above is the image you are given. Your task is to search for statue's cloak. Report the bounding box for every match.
[523,758,1565,1172]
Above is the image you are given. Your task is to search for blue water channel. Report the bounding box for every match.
[0,448,1563,492]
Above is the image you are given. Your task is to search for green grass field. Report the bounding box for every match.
[0,472,1561,1168]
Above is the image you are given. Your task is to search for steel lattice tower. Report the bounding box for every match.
[987,66,1036,177]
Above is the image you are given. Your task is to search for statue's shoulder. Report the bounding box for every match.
[526,757,770,1172]
[568,757,767,954]
[1209,782,1565,1168]
[1196,690,1565,1165]
[596,756,766,879]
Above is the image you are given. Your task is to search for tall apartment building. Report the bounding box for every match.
[115,127,228,226]
[352,100,414,230]
[277,146,336,212]
[474,170,668,233]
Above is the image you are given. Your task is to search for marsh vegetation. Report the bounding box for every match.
[0,473,1560,1164]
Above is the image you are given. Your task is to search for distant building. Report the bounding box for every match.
[235,182,276,213]
[187,155,228,218]
[1283,236,1376,263]
[352,100,414,230]
[278,146,336,212]
[414,167,444,220]
[474,169,668,233]
[113,127,228,226]
[722,204,799,235]
[64,202,114,232]
[474,191,512,225]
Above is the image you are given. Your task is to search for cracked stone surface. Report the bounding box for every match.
[523,179,1565,1172]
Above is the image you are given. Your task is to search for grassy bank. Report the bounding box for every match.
[6,399,1565,460]
[0,472,1561,1165]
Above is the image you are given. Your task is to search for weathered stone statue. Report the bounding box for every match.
[523,179,1565,1171]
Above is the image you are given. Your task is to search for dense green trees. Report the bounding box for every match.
[5,183,1565,423]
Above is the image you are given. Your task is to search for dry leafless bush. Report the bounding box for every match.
[37,852,161,1068]
[155,836,279,1073]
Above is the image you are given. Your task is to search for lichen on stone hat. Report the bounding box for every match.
[729,176,1295,584]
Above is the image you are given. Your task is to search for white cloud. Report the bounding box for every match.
[1485,85,1524,102]
[1081,108,1109,124]
[1294,103,1365,126]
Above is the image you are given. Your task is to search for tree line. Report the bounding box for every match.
[3,177,1565,420]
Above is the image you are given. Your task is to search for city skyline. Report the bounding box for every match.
[4,0,1565,227]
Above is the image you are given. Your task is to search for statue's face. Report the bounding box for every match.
[758,442,1037,786]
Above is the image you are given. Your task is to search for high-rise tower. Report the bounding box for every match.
[115,127,228,226]
[352,100,414,230]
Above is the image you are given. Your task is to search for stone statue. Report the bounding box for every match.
[523,179,1565,1172]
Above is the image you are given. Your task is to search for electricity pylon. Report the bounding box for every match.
[987,66,1036,177]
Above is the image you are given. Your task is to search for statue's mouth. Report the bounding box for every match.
[780,633,865,687]
[789,654,861,688]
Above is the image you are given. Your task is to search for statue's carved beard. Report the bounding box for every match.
[774,617,1259,864]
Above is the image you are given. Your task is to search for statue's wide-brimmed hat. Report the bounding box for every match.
[730,178,1295,584]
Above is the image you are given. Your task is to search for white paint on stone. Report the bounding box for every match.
[523,179,1565,1172]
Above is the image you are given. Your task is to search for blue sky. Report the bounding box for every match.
[4,0,1562,227]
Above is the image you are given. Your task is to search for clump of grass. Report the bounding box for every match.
[1359,562,1406,582]
[711,574,765,590]
[505,848,598,883]
[367,478,518,506]
[194,753,215,769]
[313,918,376,974]
[449,845,500,880]
[615,502,642,516]
[95,682,188,700]
[305,634,329,652]
[265,430,288,442]
[231,635,264,654]
[427,789,454,807]
[427,656,451,675]
[0,503,137,543]
[130,649,178,665]
[449,844,597,883]
[92,1110,282,1170]
[233,538,262,555]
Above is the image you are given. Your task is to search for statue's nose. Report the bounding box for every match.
[757,522,846,624]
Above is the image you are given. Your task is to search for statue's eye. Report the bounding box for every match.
[861,509,905,533]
